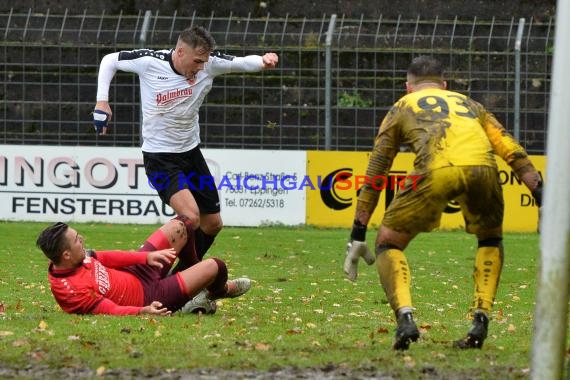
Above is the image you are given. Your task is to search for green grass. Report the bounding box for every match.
[0,221,564,378]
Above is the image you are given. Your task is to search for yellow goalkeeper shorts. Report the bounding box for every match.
[382,165,504,235]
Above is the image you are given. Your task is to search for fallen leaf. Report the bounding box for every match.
[0,331,14,336]
[12,339,28,347]
[255,342,271,351]
[403,355,416,368]
[431,351,446,359]
[354,341,366,348]
[96,366,106,376]
[31,351,44,362]
[377,327,389,334]
[286,327,303,334]
[507,324,516,333]
[38,320,48,330]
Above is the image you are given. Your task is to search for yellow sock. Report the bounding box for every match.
[472,245,504,312]
[376,248,413,312]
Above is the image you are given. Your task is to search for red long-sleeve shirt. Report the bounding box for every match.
[48,250,148,315]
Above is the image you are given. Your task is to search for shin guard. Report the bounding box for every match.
[376,245,413,313]
[472,238,504,312]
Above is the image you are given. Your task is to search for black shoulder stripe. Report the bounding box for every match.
[211,50,235,61]
[118,49,171,61]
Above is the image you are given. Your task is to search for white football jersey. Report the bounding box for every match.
[96,49,263,152]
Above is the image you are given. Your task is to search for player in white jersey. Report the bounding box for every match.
[93,26,279,273]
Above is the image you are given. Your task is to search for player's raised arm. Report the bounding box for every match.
[261,52,278,69]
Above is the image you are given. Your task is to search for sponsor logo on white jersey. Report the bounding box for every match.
[156,87,193,105]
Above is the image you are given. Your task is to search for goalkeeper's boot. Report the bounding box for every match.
[344,241,375,281]
[393,311,420,350]
[453,311,489,349]
[225,278,252,298]
[179,290,217,315]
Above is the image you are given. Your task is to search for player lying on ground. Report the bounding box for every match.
[36,216,250,315]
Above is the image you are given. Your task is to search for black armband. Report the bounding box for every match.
[350,220,367,241]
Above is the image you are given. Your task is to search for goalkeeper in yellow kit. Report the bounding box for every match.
[344,56,543,350]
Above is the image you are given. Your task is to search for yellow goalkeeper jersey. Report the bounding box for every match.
[367,87,529,177]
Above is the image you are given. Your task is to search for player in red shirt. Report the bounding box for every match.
[36,216,250,315]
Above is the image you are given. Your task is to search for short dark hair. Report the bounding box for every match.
[407,56,444,84]
[36,222,69,264]
[178,26,216,52]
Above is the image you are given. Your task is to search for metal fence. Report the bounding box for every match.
[0,9,554,153]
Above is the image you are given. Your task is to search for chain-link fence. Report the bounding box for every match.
[1,9,554,153]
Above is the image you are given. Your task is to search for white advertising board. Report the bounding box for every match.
[204,149,306,226]
[0,145,306,226]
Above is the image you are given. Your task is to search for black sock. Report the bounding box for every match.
[195,228,216,260]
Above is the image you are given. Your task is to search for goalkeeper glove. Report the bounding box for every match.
[343,221,375,281]
[92,109,110,135]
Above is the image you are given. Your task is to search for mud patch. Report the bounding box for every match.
[0,363,533,379]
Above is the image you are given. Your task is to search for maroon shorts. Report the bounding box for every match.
[123,265,187,312]
[122,234,189,312]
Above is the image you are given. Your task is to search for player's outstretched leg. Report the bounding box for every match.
[180,290,218,314]
[180,277,251,315]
